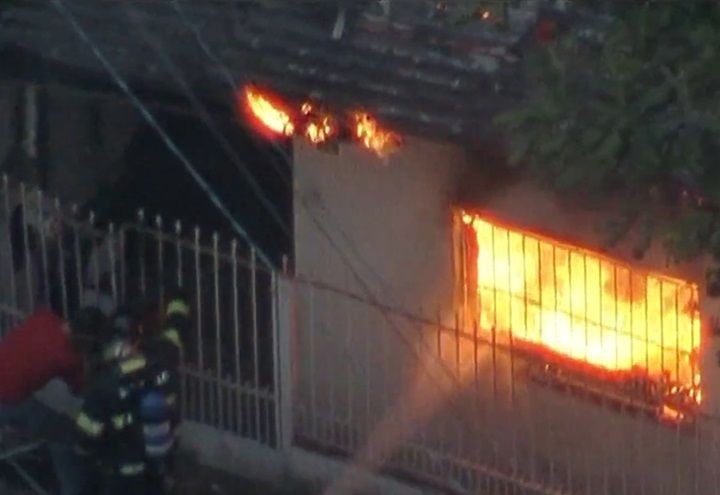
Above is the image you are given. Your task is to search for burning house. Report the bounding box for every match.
[1,0,718,493]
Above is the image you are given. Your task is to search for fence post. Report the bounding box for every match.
[276,273,295,452]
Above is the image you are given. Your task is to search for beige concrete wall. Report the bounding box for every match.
[292,136,720,492]
[293,137,466,318]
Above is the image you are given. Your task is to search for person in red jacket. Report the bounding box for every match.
[0,306,105,495]
[0,309,91,404]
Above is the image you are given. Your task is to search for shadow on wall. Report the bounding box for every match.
[83,107,293,268]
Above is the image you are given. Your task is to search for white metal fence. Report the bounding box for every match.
[288,276,720,495]
[0,176,279,449]
[4,176,720,494]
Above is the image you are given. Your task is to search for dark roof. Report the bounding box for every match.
[0,0,565,145]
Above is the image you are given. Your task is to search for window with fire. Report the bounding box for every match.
[456,211,701,421]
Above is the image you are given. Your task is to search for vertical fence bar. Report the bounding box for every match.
[107,223,118,306]
[175,221,183,289]
[54,198,68,318]
[138,210,146,296]
[345,299,354,452]
[156,215,165,306]
[674,285,681,495]
[435,312,445,457]
[3,176,17,309]
[608,263,618,495]
[631,273,645,495]
[213,233,223,430]
[231,239,242,435]
[194,226,203,422]
[473,320,479,388]
[645,275,650,387]
[454,314,463,469]
[20,184,33,311]
[119,226,126,304]
[455,313,461,378]
[524,235,536,484]
[505,229,517,484]
[692,287,700,495]
[89,212,100,304]
[250,248,261,442]
[271,271,282,448]
[660,281,665,387]
[328,290,339,448]
[644,275,652,494]
[694,413,700,495]
[491,324,497,398]
[508,323,517,481]
[36,189,50,309]
[174,220,186,421]
[71,205,84,308]
[364,291,372,458]
[490,225,498,349]
[309,284,317,441]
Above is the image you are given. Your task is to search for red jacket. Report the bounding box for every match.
[0,310,84,405]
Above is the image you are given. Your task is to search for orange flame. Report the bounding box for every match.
[244,87,295,137]
[305,119,335,144]
[241,86,402,154]
[302,102,335,145]
[352,112,400,156]
[460,212,701,407]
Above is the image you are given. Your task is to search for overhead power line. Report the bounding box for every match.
[51,0,275,269]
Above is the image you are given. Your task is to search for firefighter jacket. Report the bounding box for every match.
[137,296,188,456]
[75,352,148,479]
[75,297,188,475]
[140,297,187,423]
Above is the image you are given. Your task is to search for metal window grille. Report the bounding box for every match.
[458,211,701,416]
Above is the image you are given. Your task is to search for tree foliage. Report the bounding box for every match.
[494,1,720,288]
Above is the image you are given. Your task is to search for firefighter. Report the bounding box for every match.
[74,314,148,495]
[137,290,188,493]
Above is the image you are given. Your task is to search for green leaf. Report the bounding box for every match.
[492,1,720,265]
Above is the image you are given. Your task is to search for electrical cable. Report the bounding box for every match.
[165,0,479,409]
[123,5,292,241]
[51,0,275,269]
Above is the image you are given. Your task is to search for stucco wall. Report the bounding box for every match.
[292,136,720,492]
[293,137,465,318]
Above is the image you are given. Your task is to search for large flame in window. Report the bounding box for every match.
[459,212,701,412]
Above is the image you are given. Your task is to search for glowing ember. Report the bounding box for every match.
[244,87,295,137]
[459,212,701,408]
[352,112,400,156]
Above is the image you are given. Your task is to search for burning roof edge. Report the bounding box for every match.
[0,0,580,146]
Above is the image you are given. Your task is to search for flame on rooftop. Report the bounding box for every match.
[240,85,400,157]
